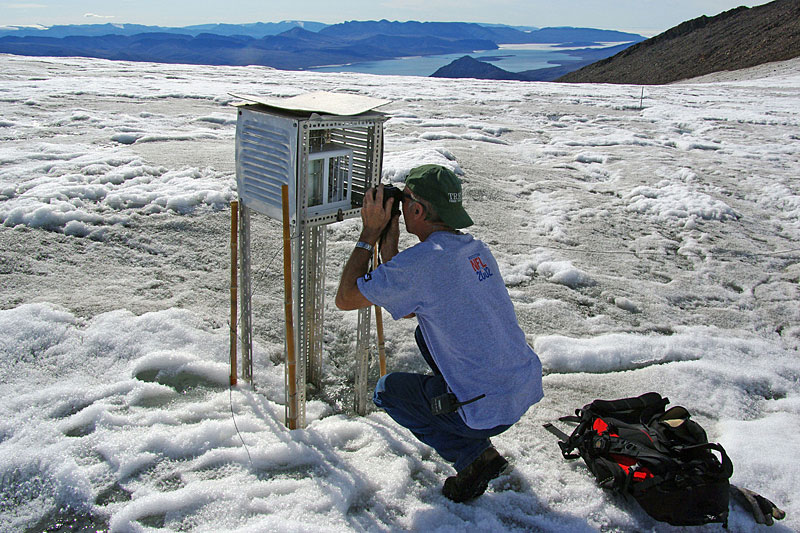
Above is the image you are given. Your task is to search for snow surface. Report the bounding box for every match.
[1,53,800,532]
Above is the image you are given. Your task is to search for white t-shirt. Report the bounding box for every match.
[357,231,543,429]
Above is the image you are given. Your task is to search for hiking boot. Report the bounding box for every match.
[442,447,509,503]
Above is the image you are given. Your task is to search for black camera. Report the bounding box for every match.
[382,184,403,218]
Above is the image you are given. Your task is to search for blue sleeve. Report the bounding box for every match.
[356,247,426,320]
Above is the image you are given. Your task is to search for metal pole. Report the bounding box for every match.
[306,226,325,388]
[282,185,298,430]
[230,201,239,386]
[354,306,372,415]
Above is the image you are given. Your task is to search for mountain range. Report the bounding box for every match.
[0,20,643,72]
[5,1,798,85]
[0,21,328,39]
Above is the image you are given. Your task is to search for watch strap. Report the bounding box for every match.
[355,241,374,253]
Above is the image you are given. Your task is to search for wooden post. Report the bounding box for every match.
[282,185,298,430]
[373,248,387,377]
[229,201,238,386]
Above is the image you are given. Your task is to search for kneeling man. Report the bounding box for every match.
[336,165,543,502]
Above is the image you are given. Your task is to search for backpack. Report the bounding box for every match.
[544,392,733,527]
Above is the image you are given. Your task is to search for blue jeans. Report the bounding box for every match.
[373,326,510,472]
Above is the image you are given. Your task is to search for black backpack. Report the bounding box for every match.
[544,392,733,527]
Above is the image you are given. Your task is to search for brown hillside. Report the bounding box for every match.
[557,0,800,84]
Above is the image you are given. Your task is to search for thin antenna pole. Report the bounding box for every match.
[229,200,238,386]
[282,185,298,430]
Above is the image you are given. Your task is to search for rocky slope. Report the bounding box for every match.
[558,0,800,84]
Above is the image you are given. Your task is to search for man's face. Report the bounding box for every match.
[401,187,420,233]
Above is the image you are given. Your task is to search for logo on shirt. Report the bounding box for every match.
[469,254,493,282]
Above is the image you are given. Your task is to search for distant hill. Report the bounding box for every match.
[558,0,800,84]
[432,56,532,81]
[0,20,643,72]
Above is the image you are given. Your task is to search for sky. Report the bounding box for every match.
[0,0,776,36]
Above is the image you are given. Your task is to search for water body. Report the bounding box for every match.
[307,44,618,77]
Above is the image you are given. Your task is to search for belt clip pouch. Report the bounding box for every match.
[430,393,459,415]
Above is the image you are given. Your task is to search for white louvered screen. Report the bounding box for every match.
[235,109,298,221]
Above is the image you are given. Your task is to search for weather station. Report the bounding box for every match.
[230,91,390,429]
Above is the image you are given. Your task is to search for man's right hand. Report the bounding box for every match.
[360,185,394,245]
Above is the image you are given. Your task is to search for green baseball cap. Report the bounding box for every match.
[404,164,473,229]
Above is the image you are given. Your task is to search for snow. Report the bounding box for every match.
[1,53,800,532]
[625,180,739,223]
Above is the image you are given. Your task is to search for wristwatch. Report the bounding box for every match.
[355,241,374,253]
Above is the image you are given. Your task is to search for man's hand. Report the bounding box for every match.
[335,185,395,311]
[360,185,394,245]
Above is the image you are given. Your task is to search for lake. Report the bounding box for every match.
[305,44,594,77]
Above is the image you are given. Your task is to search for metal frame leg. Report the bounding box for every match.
[239,203,253,384]
[354,306,372,415]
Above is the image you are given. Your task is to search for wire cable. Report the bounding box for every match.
[229,385,254,467]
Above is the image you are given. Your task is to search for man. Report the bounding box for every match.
[336,164,543,502]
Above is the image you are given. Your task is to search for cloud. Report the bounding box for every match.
[84,13,115,19]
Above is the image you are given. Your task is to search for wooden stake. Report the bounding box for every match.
[282,185,298,430]
[373,247,387,377]
[229,201,238,386]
